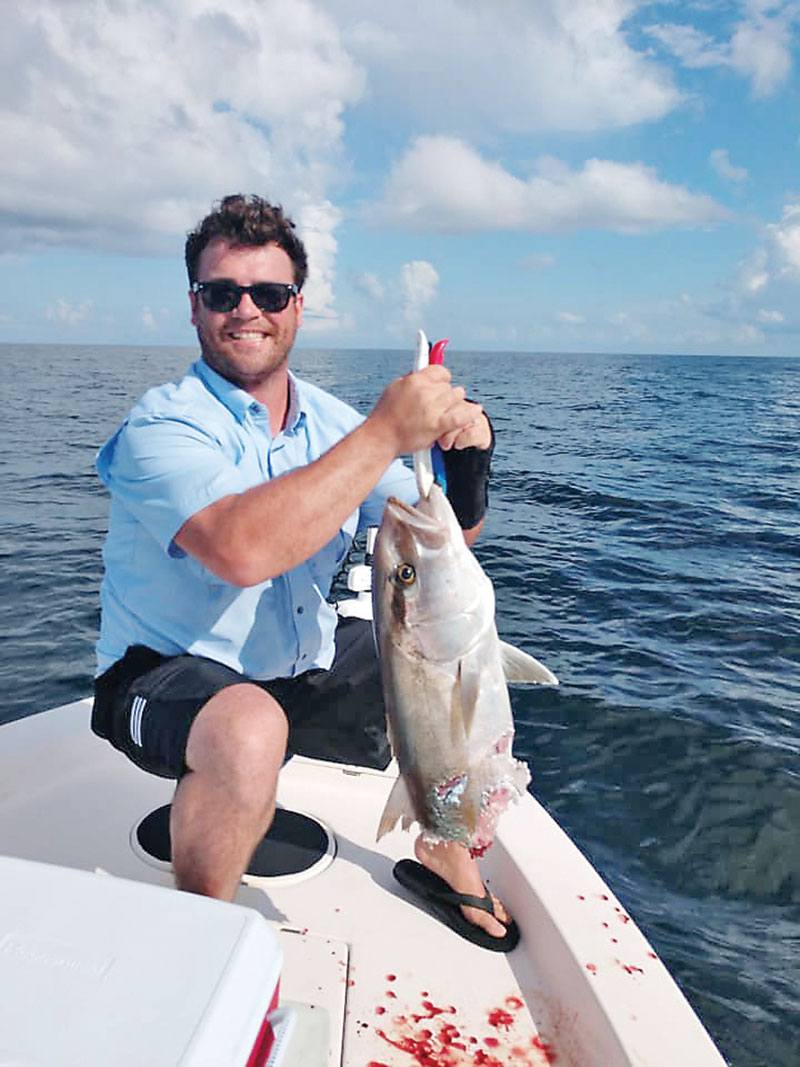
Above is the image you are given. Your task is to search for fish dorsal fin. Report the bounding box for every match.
[500,641,559,686]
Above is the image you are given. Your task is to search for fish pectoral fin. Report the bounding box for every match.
[377,775,416,841]
[499,641,559,686]
[454,657,479,738]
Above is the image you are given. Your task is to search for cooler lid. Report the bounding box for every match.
[0,856,282,1067]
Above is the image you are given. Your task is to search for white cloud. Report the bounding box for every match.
[557,311,586,324]
[766,203,800,275]
[296,199,342,328]
[606,310,650,339]
[46,299,93,326]
[0,1,685,263]
[400,261,439,323]
[372,136,728,234]
[647,3,798,98]
[739,248,770,293]
[142,306,157,331]
[729,8,795,98]
[710,149,748,184]
[0,0,365,254]
[646,23,729,68]
[735,323,765,344]
[737,204,800,296]
[341,0,681,133]
[706,202,800,339]
[518,253,557,271]
[355,272,387,301]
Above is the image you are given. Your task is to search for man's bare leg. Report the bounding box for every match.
[170,683,288,901]
[414,834,510,939]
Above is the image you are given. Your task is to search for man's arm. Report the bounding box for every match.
[175,366,486,586]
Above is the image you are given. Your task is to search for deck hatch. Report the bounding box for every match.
[133,805,336,884]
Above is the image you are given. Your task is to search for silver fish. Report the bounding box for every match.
[372,483,557,856]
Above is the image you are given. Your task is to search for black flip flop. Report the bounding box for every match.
[393,859,520,953]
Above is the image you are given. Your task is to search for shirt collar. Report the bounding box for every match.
[193,358,307,433]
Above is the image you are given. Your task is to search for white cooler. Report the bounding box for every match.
[0,856,287,1066]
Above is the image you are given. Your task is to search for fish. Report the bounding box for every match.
[372,481,558,856]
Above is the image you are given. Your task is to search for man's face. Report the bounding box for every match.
[190,238,303,395]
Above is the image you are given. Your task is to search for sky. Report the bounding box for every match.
[1,0,799,356]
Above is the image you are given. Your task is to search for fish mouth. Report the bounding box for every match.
[382,493,452,549]
[384,494,438,523]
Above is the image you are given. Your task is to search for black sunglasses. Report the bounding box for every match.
[192,280,299,314]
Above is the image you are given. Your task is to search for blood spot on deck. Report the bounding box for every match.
[488,1007,514,1029]
[371,984,556,1065]
[622,964,644,975]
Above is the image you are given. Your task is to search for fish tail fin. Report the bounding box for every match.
[376,775,415,841]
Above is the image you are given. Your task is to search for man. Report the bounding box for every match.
[92,194,516,949]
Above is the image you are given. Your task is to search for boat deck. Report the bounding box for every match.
[0,699,727,1066]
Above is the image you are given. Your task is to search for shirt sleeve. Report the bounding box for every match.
[97,414,250,556]
[357,457,418,533]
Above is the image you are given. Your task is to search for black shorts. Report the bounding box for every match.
[91,617,390,779]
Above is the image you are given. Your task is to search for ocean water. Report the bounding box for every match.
[1,342,798,1065]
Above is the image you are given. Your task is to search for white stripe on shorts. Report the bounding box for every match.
[130,694,147,747]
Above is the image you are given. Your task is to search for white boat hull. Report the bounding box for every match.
[0,699,726,1066]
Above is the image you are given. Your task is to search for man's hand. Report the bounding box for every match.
[437,408,492,452]
[368,365,482,457]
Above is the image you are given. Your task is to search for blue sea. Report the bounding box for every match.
[1,342,798,1065]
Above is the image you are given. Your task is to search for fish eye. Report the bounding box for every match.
[395,563,416,586]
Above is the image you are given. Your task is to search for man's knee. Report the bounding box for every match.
[185,683,288,784]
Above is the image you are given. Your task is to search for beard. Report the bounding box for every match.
[195,316,297,393]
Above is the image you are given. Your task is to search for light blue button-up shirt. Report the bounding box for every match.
[95,359,416,677]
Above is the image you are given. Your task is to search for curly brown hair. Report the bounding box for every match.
[185,194,308,289]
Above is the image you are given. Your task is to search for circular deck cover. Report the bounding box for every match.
[133,805,336,883]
